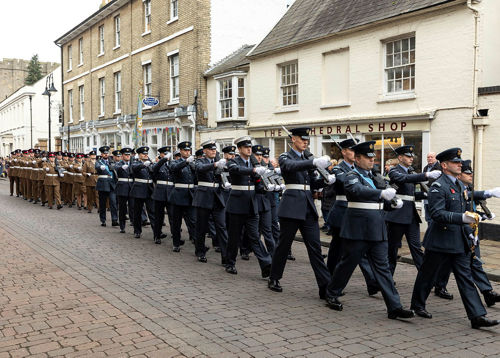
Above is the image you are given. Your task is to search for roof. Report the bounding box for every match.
[250,0,459,58]
[55,0,128,46]
[205,45,255,77]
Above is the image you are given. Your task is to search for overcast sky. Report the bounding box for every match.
[0,0,293,64]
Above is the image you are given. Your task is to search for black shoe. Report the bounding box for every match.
[287,254,296,261]
[154,238,161,245]
[412,308,432,319]
[483,290,500,307]
[142,221,150,226]
[41,203,45,207]
[125,215,129,220]
[225,266,237,275]
[471,316,500,329]
[241,253,250,261]
[29,199,33,203]
[173,246,180,252]
[198,256,207,263]
[77,206,82,210]
[48,206,53,209]
[16,194,19,197]
[214,246,221,253]
[112,221,119,227]
[268,279,282,292]
[435,287,453,300]
[68,204,72,208]
[326,297,343,311]
[57,205,63,210]
[160,233,167,239]
[368,287,380,296]
[261,265,271,278]
[101,222,106,227]
[179,240,185,246]
[120,229,125,234]
[134,233,141,239]
[388,307,415,320]
[33,200,39,204]
[322,254,327,259]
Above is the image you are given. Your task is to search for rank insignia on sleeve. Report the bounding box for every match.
[348,178,359,184]
[431,189,439,193]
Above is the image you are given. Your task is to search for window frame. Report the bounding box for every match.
[279,61,298,107]
[99,77,106,117]
[98,25,105,55]
[79,85,85,121]
[67,45,72,71]
[68,89,74,122]
[78,38,83,66]
[218,78,232,119]
[143,0,152,34]
[384,35,415,95]
[114,71,122,114]
[237,77,245,118]
[170,0,178,21]
[169,52,180,103]
[114,15,121,49]
[143,63,152,98]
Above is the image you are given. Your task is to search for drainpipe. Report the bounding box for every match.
[467,0,482,188]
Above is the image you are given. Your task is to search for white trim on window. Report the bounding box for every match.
[169,52,179,103]
[169,0,179,22]
[98,25,105,56]
[143,0,151,34]
[99,77,106,117]
[114,71,122,114]
[114,15,121,49]
[67,45,72,72]
[78,38,83,66]
[79,85,85,121]
[68,89,74,123]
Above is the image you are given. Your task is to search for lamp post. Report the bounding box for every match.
[29,95,33,148]
[42,73,57,152]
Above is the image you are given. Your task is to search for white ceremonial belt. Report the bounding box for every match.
[46,174,58,177]
[348,202,384,210]
[135,178,152,184]
[74,173,83,176]
[156,180,173,185]
[118,178,131,182]
[232,185,255,191]
[336,195,347,201]
[98,175,111,179]
[397,195,415,201]
[67,172,74,175]
[175,183,194,189]
[285,184,310,191]
[198,181,219,188]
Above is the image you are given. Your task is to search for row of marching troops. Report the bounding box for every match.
[5,127,500,329]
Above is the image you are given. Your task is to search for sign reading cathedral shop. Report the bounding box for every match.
[251,120,429,138]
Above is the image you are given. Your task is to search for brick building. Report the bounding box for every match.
[0,58,59,101]
[55,0,210,155]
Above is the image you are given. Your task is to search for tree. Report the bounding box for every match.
[25,54,43,85]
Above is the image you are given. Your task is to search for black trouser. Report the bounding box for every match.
[327,226,379,292]
[434,243,492,293]
[195,204,228,260]
[171,204,196,247]
[259,209,275,255]
[240,229,251,255]
[387,220,423,276]
[226,213,272,270]
[411,250,487,319]
[270,211,330,290]
[118,195,134,230]
[98,190,118,224]
[327,240,402,312]
[153,200,167,240]
[133,197,155,235]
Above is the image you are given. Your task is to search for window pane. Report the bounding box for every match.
[410,50,415,63]
[386,42,393,55]
[394,40,401,52]
[402,38,408,51]
[394,53,401,66]
[402,51,409,65]
[410,37,415,50]
[403,66,410,78]
[386,55,393,67]
[403,78,410,90]
[387,80,394,93]
[388,69,395,80]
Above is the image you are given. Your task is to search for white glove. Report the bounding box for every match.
[426,170,441,180]
[381,188,397,201]
[100,165,106,170]
[486,187,500,198]
[122,164,129,170]
[481,212,495,221]
[274,168,281,175]
[45,167,49,172]
[313,156,330,169]
[32,160,36,164]
[489,212,496,220]
[60,174,64,177]
[42,157,47,162]
[266,184,276,191]
[280,184,286,191]
[77,166,82,170]
[69,165,73,169]
[327,174,336,184]
[255,166,267,176]
[165,152,172,160]
[462,213,479,224]
[223,182,231,189]
[14,159,17,162]
[391,198,404,209]
[144,160,151,167]
[87,173,91,177]
[186,156,195,163]
[216,159,227,169]
[469,233,479,246]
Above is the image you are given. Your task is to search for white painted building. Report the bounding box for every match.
[0,69,62,155]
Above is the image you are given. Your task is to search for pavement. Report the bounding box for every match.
[0,180,500,357]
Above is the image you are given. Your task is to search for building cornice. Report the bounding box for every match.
[0,91,37,112]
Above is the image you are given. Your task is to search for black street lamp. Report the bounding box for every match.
[42,74,57,152]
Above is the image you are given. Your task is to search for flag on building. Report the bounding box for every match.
[133,90,143,146]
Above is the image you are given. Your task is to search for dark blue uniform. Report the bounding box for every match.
[269,149,331,295]
[95,158,118,225]
[193,157,228,261]
[326,160,378,292]
[225,156,272,273]
[411,175,487,320]
[385,164,426,275]
[326,165,405,313]
[255,161,275,255]
[115,159,134,232]
[169,158,197,248]
[152,157,174,242]
[130,161,155,237]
